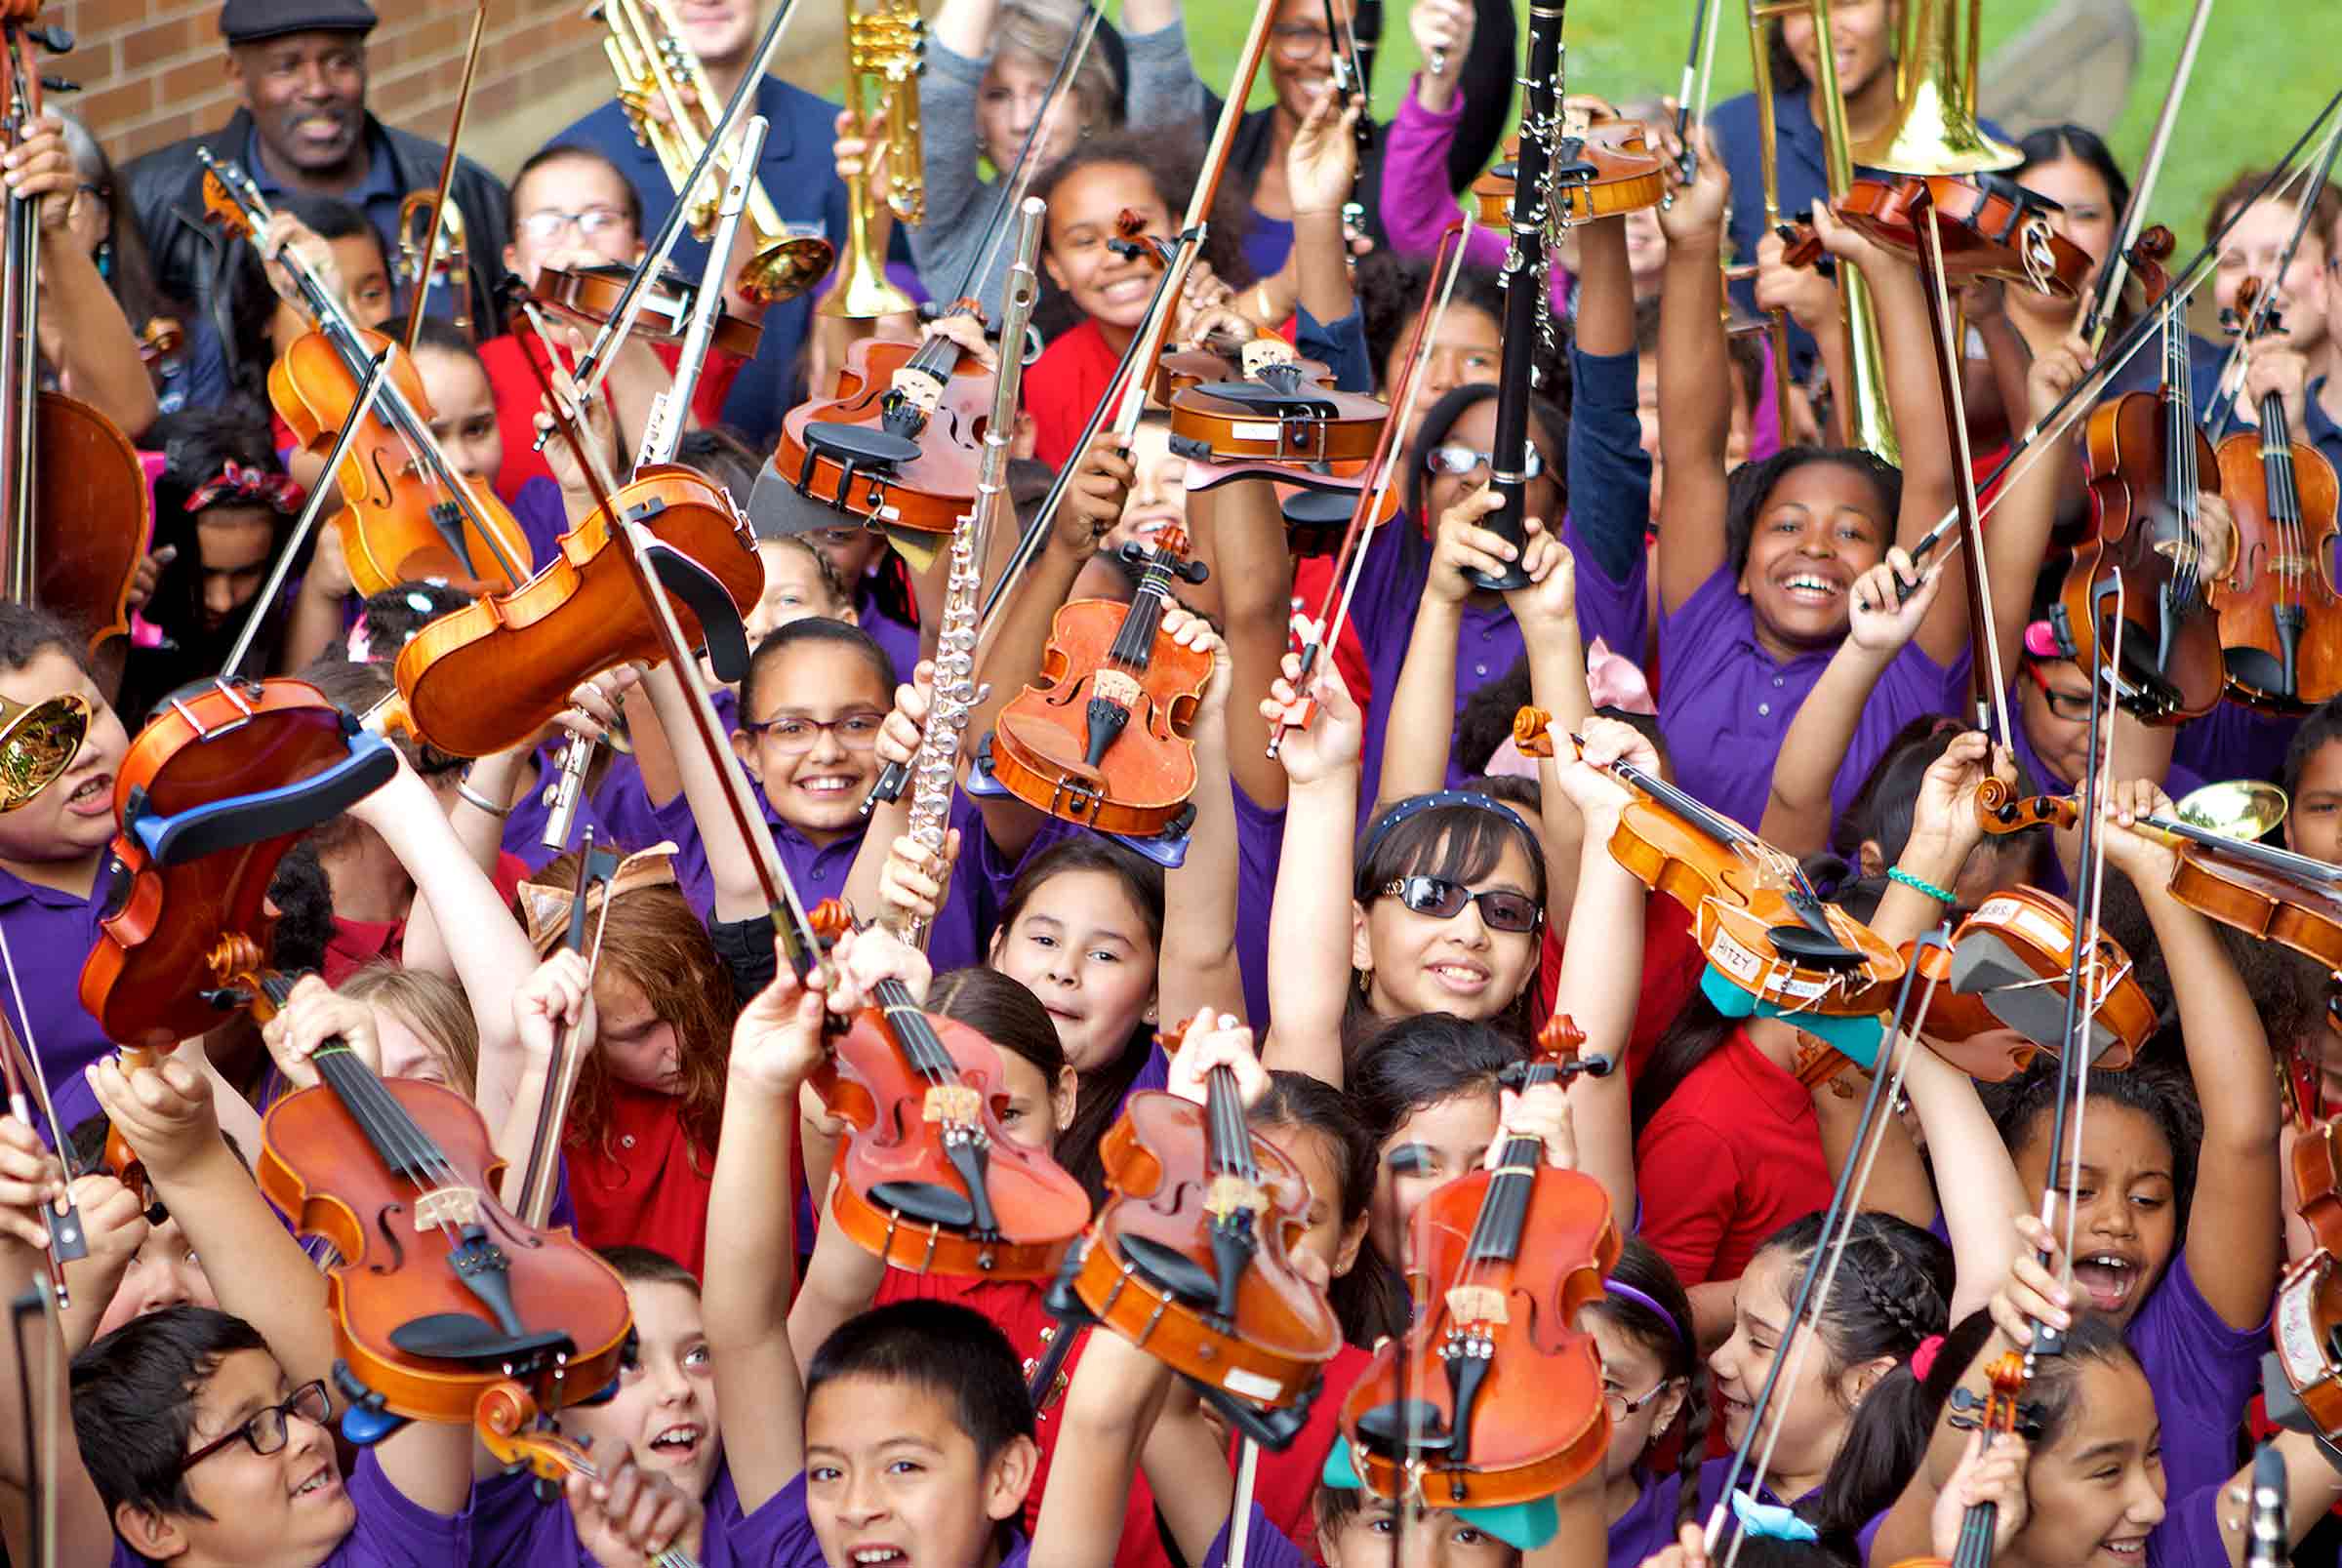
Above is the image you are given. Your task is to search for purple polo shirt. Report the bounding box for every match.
[2127,1247,2265,1563]
[755,1471,1031,1568]
[1657,566,1968,829]
[110,1447,470,1567]
[1200,1503,1309,1568]
[0,865,112,1146]
[1230,779,1283,1029]
[1608,1469,1681,1564]
[502,744,622,872]
[2151,1481,2233,1568]
[474,1456,780,1567]
[855,580,918,685]
[2173,702,2298,792]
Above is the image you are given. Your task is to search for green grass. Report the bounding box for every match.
[1181,0,2332,260]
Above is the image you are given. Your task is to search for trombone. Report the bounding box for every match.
[591,0,835,305]
[396,192,472,341]
[1744,0,1899,463]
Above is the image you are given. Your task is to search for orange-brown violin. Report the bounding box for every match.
[1471,119,1669,227]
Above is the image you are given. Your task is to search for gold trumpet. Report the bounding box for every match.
[396,192,472,340]
[1849,0,2021,176]
[820,0,925,319]
[0,694,89,813]
[592,0,835,305]
[1746,0,1898,463]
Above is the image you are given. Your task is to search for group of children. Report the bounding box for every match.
[13,0,2342,1563]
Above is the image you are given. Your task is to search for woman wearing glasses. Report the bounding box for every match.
[474,144,754,505]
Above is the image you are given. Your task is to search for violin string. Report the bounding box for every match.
[2203,116,2342,439]
[1716,992,1937,1568]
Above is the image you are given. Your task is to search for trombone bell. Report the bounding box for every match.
[0,694,90,814]
[1848,0,2023,175]
[739,234,838,307]
[2172,780,2290,843]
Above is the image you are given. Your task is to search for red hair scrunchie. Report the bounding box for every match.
[1910,1333,1946,1383]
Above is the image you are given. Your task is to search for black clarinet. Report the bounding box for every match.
[1461,0,1586,592]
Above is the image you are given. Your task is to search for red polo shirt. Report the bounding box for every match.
[476,332,747,503]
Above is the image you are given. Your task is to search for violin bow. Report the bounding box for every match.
[398,0,492,358]
[2202,117,2342,442]
[567,0,809,406]
[1708,932,1953,1565]
[1903,88,2342,577]
[0,926,84,1308]
[1670,0,1724,181]
[516,827,616,1226]
[954,0,1107,307]
[1270,217,1473,757]
[1905,184,2013,751]
[2076,0,2214,352]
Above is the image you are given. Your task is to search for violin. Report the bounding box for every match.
[2059,230,2229,724]
[803,903,1092,1279]
[1469,119,1670,227]
[2209,275,2342,713]
[2271,1117,2342,1441]
[1053,1018,1341,1449]
[198,156,533,599]
[245,945,636,1427]
[771,322,996,538]
[1907,884,2150,1080]
[1165,359,1389,468]
[983,523,1212,842]
[1340,1015,1618,1506]
[1833,174,2095,298]
[392,461,761,759]
[475,1381,704,1567]
[1,16,144,656]
[532,261,762,363]
[1514,706,1906,1025]
[1886,1352,2034,1568]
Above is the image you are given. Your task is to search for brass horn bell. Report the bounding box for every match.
[2171,779,2290,843]
[0,694,91,814]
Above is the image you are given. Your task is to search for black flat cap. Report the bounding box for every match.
[220,0,379,44]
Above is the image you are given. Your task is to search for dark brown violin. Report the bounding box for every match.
[985,523,1212,841]
[199,155,533,599]
[2210,275,2342,713]
[2059,228,2228,723]
[1514,706,1906,1025]
[1057,1017,1341,1448]
[1340,1015,1618,1506]
[803,902,1093,1279]
[532,261,763,363]
[1,17,144,656]
[1834,174,2095,297]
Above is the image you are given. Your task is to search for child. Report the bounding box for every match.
[0,604,136,1144]
[410,318,574,574]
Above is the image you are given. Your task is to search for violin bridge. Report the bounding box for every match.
[922,1085,981,1123]
[1240,339,1298,377]
[413,1186,485,1230]
[1203,1174,1264,1220]
[1091,669,1142,710]
[887,368,945,415]
[1443,1283,1508,1326]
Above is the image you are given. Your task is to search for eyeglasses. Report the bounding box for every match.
[1603,1377,1675,1422]
[2023,662,2090,722]
[516,207,631,241]
[742,710,886,752]
[177,1381,332,1476]
[1424,443,1545,480]
[1269,21,1335,59]
[1380,875,1542,934]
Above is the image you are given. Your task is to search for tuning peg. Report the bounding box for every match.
[40,75,79,94]
[26,25,73,54]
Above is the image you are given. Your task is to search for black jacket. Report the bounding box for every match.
[122,108,511,395]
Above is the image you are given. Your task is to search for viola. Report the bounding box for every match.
[770,323,995,539]
[984,523,1212,841]
[532,261,763,363]
[803,903,1092,1279]
[1055,1020,1341,1449]
[1514,706,1906,1023]
[2210,276,2342,713]
[1,19,145,656]
[1910,885,2150,1080]
[198,157,533,599]
[2058,239,2229,724]
[1469,119,1669,227]
[392,462,762,759]
[1834,174,2094,298]
[1340,1015,1618,1507]
[244,948,635,1427]
[475,1381,703,1567]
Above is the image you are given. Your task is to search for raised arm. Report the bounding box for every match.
[1374,488,1484,804]
[1259,655,1365,1085]
[1653,137,1735,616]
[1204,479,1302,811]
[1157,611,1248,1025]
[19,119,159,438]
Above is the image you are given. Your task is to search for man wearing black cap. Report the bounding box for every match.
[123,0,512,387]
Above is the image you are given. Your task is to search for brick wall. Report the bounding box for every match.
[48,0,846,182]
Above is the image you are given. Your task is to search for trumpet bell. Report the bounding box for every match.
[739,234,838,307]
[0,694,91,814]
[2172,780,2289,843]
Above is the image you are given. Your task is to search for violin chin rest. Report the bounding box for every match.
[1116,1233,1223,1310]
[804,420,923,470]
[1952,933,2117,1063]
[1766,924,1863,972]
[386,1316,575,1370]
[1351,1398,1454,1455]
[868,1180,978,1230]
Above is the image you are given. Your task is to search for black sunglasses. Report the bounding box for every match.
[1381,875,1542,934]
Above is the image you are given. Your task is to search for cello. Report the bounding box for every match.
[1340,1015,1617,1506]
[1046,1016,1341,1448]
[0,10,145,656]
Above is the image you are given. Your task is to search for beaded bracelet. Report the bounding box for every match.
[1887,866,1957,905]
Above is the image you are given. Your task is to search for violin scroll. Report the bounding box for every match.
[1974,777,2078,834]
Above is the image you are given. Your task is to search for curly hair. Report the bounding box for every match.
[526,850,737,1169]
[1722,446,1902,583]
[1029,128,1253,340]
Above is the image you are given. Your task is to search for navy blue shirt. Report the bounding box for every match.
[551,79,852,446]
[241,125,463,324]
[1708,89,2004,381]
